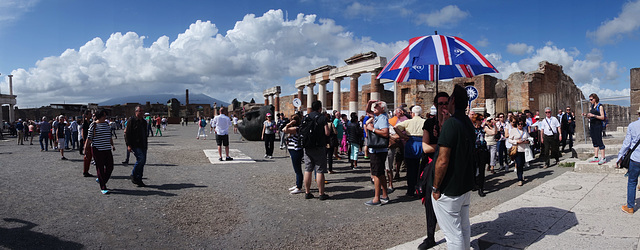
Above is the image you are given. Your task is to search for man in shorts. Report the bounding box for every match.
[56,115,68,160]
[303,101,331,200]
[212,107,233,161]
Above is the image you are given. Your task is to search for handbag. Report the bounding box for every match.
[509,145,518,156]
[620,139,640,169]
[367,129,389,149]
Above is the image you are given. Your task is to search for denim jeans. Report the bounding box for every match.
[627,160,640,209]
[289,149,304,188]
[39,132,49,150]
[497,140,507,167]
[131,147,147,181]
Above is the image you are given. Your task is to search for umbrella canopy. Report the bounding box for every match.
[377,35,498,88]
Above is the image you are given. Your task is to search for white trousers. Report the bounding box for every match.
[431,191,471,250]
[197,127,207,138]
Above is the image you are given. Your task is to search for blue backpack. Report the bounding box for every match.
[199,119,206,127]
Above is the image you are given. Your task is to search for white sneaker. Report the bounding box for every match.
[288,186,297,191]
[290,188,304,194]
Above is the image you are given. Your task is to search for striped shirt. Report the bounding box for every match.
[287,134,302,151]
[88,122,112,151]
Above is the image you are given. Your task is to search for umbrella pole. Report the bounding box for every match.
[435,65,439,93]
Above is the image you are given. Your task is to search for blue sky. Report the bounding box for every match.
[0,0,638,108]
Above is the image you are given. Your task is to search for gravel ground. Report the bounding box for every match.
[0,125,573,249]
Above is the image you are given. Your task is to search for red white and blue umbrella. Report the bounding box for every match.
[377,35,498,92]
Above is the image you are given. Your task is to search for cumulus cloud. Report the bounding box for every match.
[488,44,626,100]
[7,9,403,108]
[416,5,469,27]
[506,43,533,55]
[587,0,640,45]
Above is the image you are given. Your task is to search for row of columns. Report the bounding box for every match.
[297,70,381,115]
[263,86,281,114]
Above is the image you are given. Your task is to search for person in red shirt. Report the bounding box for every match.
[155,116,162,136]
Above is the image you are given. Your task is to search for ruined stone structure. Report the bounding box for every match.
[632,68,640,114]
[263,86,281,114]
[0,74,17,123]
[294,52,391,114]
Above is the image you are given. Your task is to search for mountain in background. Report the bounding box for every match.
[100,93,229,107]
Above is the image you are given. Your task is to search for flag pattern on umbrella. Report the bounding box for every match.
[377,35,498,82]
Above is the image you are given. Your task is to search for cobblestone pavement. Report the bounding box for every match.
[0,125,573,249]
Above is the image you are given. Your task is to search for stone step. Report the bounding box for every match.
[573,155,627,174]
[573,144,623,160]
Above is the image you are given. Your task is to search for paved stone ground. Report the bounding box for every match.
[0,125,574,249]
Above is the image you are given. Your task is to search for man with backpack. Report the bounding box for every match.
[197,116,207,140]
[300,101,331,200]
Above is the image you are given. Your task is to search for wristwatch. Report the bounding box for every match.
[432,186,439,193]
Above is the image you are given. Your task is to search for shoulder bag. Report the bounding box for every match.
[620,138,640,169]
[367,129,389,148]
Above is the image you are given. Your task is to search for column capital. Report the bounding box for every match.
[350,73,361,78]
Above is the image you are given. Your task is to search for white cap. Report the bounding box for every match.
[430,105,437,116]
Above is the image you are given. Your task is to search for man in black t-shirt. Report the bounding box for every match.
[418,92,449,250]
[56,115,68,160]
[431,85,475,249]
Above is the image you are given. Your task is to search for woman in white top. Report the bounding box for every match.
[508,117,532,186]
[484,117,498,174]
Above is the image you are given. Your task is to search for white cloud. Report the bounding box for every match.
[587,0,640,45]
[0,0,38,24]
[345,2,376,19]
[506,43,533,55]
[476,37,489,47]
[488,44,627,100]
[7,9,402,108]
[416,5,469,27]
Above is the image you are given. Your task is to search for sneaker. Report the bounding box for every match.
[267,155,273,159]
[622,205,635,214]
[226,157,233,161]
[305,193,314,199]
[61,157,67,160]
[588,157,599,163]
[101,190,110,195]
[219,157,223,161]
[363,156,370,159]
[364,200,381,206]
[264,154,268,158]
[598,159,606,165]
[132,179,146,187]
[290,188,304,194]
[380,197,390,204]
[83,172,94,177]
[288,186,297,191]
[319,194,329,200]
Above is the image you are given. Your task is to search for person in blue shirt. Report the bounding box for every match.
[618,106,640,214]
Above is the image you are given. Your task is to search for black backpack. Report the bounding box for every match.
[299,113,324,148]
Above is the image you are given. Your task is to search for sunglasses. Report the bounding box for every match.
[589,99,594,101]
[545,111,551,113]
[437,102,449,106]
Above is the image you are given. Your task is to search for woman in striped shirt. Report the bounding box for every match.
[283,113,304,194]
[87,109,116,194]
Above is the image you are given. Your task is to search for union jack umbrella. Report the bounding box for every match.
[377,35,498,92]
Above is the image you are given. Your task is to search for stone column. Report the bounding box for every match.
[8,75,14,123]
[268,94,274,106]
[332,77,343,112]
[264,95,268,105]
[370,70,381,101]
[274,93,280,114]
[297,86,304,112]
[318,80,328,112]
[306,83,316,113]
[349,73,360,115]
[631,68,640,116]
